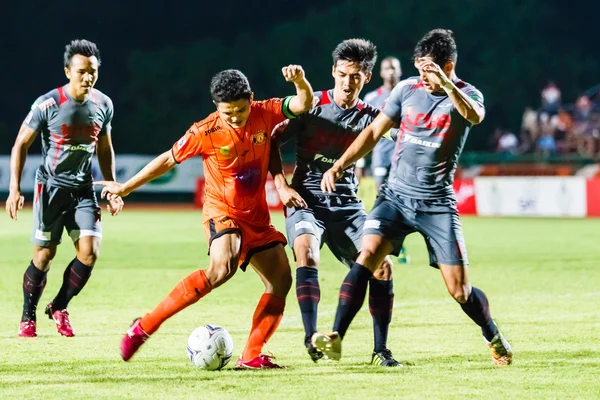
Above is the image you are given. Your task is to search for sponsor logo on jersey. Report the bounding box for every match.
[177,136,188,148]
[205,126,220,135]
[314,154,338,164]
[64,144,94,152]
[36,98,56,111]
[252,130,267,145]
[401,133,442,149]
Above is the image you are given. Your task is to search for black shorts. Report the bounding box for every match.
[364,190,468,268]
[285,197,366,268]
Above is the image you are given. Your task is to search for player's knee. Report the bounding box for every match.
[78,251,99,267]
[33,247,56,270]
[207,257,238,287]
[373,256,393,280]
[295,246,319,268]
[449,288,468,304]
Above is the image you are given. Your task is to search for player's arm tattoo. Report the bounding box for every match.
[96,134,117,181]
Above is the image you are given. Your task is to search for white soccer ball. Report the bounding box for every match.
[186,325,234,370]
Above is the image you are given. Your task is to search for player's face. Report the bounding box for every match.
[216,97,252,129]
[332,61,372,104]
[64,54,99,100]
[414,56,453,93]
[380,59,401,85]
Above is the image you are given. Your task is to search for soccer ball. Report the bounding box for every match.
[186,325,234,370]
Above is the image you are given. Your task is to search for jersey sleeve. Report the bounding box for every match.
[381,82,406,123]
[23,95,55,132]
[171,124,204,163]
[271,116,304,144]
[461,85,485,110]
[100,97,114,136]
[260,97,297,128]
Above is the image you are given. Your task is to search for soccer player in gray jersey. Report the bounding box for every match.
[362,56,402,190]
[270,39,400,367]
[316,29,512,366]
[6,40,124,338]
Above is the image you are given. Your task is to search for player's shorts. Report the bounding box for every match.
[371,140,395,186]
[203,216,287,272]
[285,196,366,268]
[363,189,468,268]
[31,181,102,247]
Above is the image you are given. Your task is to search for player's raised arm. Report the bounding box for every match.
[6,124,38,220]
[95,150,176,198]
[321,113,395,193]
[282,65,314,116]
[417,58,485,125]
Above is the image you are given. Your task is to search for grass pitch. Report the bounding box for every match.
[1,210,599,399]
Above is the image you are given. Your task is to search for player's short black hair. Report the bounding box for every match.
[332,39,378,73]
[413,29,457,67]
[64,39,101,68]
[210,69,252,103]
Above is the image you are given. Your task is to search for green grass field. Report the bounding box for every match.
[1,210,599,399]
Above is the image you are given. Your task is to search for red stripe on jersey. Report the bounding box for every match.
[34,184,43,204]
[50,132,64,171]
[377,86,384,95]
[57,86,68,105]
[356,100,365,111]
[415,82,424,89]
[319,90,331,105]
[454,80,466,89]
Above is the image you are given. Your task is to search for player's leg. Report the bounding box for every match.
[19,183,65,337]
[120,219,242,361]
[314,195,408,360]
[237,243,292,369]
[285,206,325,360]
[418,210,512,365]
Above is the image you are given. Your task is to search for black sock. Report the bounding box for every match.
[369,278,394,352]
[333,262,373,339]
[52,258,93,310]
[460,286,499,341]
[296,267,320,345]
[22,261,48,322]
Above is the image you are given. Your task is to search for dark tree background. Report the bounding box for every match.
[1,0,598,154]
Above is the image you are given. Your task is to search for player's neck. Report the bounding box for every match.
[333,92,359,110]
[383,81,398,91]
[65,84,90,102]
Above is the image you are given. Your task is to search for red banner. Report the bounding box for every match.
[453,179,477,215]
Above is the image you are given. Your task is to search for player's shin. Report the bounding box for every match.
[22,261,48,322]
[459,286,499,341]
[52,258,93,310]
[368,278,394,352]
[241,293,286,361]
[296,266,320,344]
[140,270,212,335]
[333,262,373,338]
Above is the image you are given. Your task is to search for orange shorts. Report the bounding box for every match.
[203,216,287,271]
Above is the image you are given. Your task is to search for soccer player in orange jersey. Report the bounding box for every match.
[96,66,313,368]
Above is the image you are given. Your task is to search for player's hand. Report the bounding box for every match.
[277,186,307,209]
[321,164,344,193]
[106,193,124,216]
[282,65,306,83]
[94,180,131,198]
[416,58,450,87]
[5,190,25,221]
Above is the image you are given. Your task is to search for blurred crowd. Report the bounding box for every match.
[492,83,600,157]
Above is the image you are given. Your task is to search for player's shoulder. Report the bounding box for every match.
[252,98,284,112]
[91,88,113,109]
[31,88,61,111]
[363,86,383,103]
[455,79,482,95]
[397,77,421,91]
[188,112,222,136]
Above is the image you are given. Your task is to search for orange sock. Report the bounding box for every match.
[140,270,212,335]
[241,293,286,361]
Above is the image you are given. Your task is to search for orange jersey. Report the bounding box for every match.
[172,98,289,225]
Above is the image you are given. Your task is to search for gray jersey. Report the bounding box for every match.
[364,86,395,169]
[274,89,379,200]
[382,77,484,199]
[24,85,114,189]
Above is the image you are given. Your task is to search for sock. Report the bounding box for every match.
[241,293,286,360]
[295,267,320,345]
[368,278,394,352]
[333,262,373,339]
[22,261,48,322]
[52,258,93,310]
[460,286,499,341]
[140,270,212,335]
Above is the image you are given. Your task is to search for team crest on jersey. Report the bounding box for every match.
[252,131,267,145]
